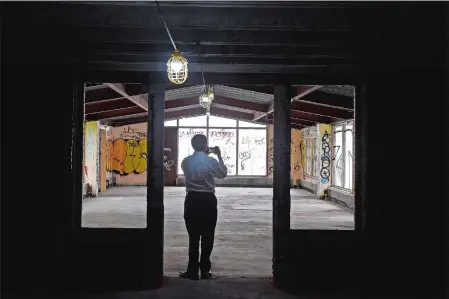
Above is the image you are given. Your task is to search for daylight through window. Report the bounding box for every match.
[176,115,267,176]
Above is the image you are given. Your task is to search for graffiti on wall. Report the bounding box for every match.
[111,138,148,176]
[210,130,235,145]
[300,140,306,177]
[109,126,148,176]
[179,128,206,140]
[320,130,331,183]
[333,128,353,171]
[164,148,174,171]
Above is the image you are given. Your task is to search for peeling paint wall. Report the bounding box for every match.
[298,125,319,186]
[290,129,303,183]
[84,121,99,196]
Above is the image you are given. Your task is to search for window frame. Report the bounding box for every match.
[304,137,317,178]
[331,120,354,191]
[173,116,267,176]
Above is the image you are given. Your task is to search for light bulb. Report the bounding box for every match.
[170,61,183,73]
[201,95,209,103]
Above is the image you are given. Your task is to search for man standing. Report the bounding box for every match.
[179,134,228,280]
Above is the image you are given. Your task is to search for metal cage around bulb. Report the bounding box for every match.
[167,50,188,85]
[199,85,214,109]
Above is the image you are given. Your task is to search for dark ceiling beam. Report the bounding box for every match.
[213,97,268,112]
[253,85,321,121]
[84,83,108,91]
[105,83,148,111]
[80,53,354,67]
[84,43,355,58]
[84,87,123,104]
[291,101,353,120]
[266,119,306,129]
[225,85,274,95]
[291,110,332,124]
[267,116,317,127]
[85,106,146,121]
[26,5,364,31]
[299,90,354,110]
[85,98,137,115]
[80,2,370,9]
[80,60,353,75]
[210,106,255,121]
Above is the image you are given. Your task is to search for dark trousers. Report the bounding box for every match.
[184,192,218,274]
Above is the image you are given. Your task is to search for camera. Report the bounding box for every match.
[207,147,215,154]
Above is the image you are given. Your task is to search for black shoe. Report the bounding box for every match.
[179,271,199,280]
[201,272,213,279]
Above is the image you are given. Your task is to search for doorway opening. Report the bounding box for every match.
[81,82,148,229]
[78,82,358,278]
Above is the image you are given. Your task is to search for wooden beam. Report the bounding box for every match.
[253,85,322,121]
[84,87,123,104]
[85,98,137,114]
[267,117,315,127]
[293,85,323,101]
[84,83,108,91]
[272,85,291,286]
[291,110,332,123]
[291,101,353,119]
[105,83,148,111]
[299,90,355,110]
[85,106,145,121]
[165,96,268,113]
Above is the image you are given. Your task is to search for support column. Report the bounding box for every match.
[147,75,166,279]
[272,85,292,287]
[354,84,367,230]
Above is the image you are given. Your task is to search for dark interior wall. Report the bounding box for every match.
[0,2,447,296]
[284,7,448,296]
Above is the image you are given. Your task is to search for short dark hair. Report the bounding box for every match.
[191,134,207,151]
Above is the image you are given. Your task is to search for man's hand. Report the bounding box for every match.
[213,146,222,159]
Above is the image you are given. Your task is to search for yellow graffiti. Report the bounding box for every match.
[111,138,147,175]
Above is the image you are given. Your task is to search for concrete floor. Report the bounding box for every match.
[82,186,354,278]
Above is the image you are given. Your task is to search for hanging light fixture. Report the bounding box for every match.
[156,1,188,84]
[167,50,188,85]
[198,59,214,115]
[199,85,214,115]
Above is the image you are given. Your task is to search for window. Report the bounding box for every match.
[305,138,317,177]
[208,129,237,175]
[177,128,207,174]
[175,115,267,176]
[238,129,267,175]
[332,121,354,190]
[239,120,266,128]
[179,115,207,127]
[164,119,177,127]
[209,116,237,127]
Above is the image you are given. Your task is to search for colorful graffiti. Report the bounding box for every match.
[111,138,148,176]
[320,130,331,183]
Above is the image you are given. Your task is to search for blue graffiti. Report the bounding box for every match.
[320,130,331,183]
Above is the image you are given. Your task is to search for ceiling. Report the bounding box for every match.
[12,1,414,84]
[84,84,354,129]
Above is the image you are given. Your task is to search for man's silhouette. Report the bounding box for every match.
[179,134,228,280]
